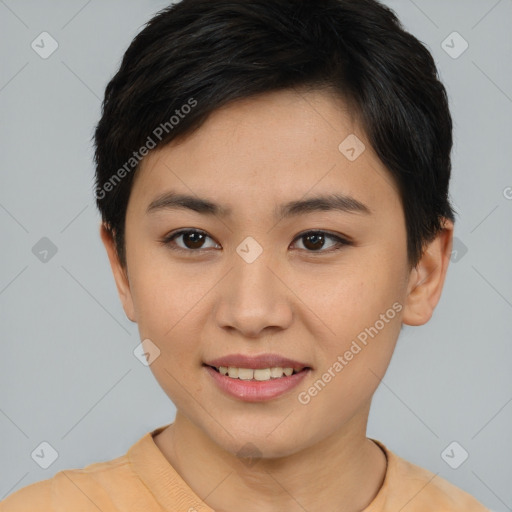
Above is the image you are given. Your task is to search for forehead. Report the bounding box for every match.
[130,88,401,219]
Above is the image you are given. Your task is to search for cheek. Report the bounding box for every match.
[300,270,404,418]
[127,254,183,338]
[311,252,406,359]
[127,254,214,357]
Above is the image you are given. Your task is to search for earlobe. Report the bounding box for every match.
[99,224,137,323]
[402,219,454,326]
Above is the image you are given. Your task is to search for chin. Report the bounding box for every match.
[208,421,311,461]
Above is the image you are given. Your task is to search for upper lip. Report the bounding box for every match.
[204,353,311,371]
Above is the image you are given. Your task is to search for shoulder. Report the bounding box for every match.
[371,439,490,511]
[0,478,53,512]
[0,454,139,512]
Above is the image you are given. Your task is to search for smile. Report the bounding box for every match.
[204,364,311,402]
[210,365,305,381]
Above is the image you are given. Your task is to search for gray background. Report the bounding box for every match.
[1,0,511,510]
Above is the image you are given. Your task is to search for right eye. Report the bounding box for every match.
[160,229,220,253]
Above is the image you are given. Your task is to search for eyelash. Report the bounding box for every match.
[160,229,352,255]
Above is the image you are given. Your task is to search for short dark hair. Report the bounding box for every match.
[93,0,456,270]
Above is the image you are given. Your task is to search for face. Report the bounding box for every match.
[102,88,449,458]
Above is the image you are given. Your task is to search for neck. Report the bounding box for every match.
[154,406,387,512]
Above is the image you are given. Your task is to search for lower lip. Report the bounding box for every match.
[204,365,310,402]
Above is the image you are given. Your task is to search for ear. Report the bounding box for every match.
[99,223,136,322]
[402,218,454,326]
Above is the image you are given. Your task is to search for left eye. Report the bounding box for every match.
[292,231,350,252]
[161,229,350,253]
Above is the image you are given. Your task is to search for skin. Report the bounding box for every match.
[101,88,454,512]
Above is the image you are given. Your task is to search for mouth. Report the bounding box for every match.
[204,364,310,381]
[202,353,312,401]
[203,363,311,402]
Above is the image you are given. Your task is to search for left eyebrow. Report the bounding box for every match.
[277,194,372,218]
[146,190,372,218]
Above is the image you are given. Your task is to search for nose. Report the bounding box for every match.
[214,247,293,338]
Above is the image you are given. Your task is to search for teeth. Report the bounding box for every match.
[238,368,254,380]
[254,369,271,381]
[216,366,301,381]
[270,367,284,378]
